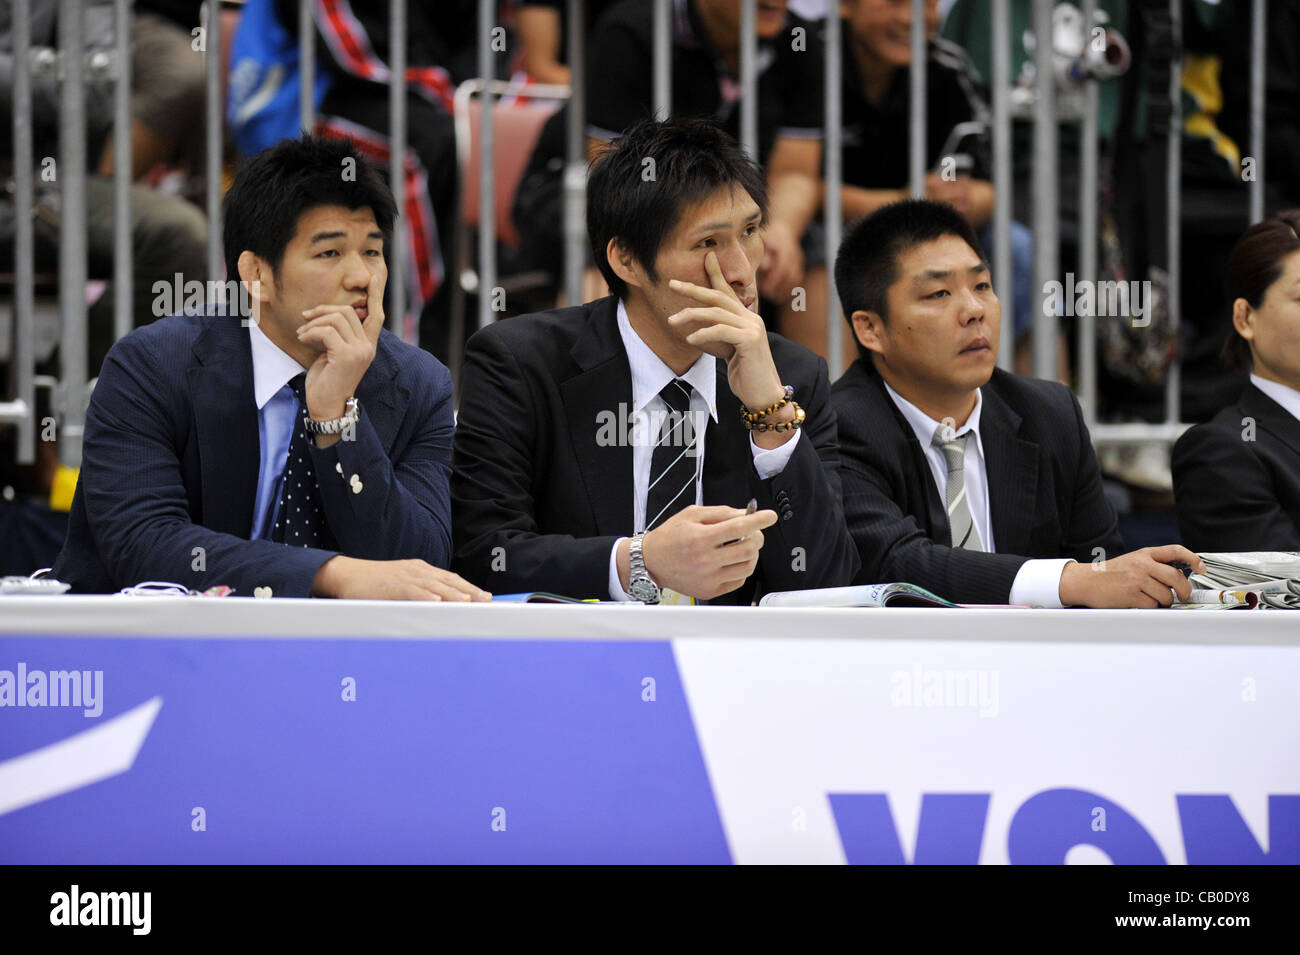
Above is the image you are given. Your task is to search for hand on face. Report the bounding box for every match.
[298,272,385,422]
[667,250,785,412]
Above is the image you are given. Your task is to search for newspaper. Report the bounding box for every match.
[1186,552,1300,609]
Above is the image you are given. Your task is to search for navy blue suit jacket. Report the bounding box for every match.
[53,310,455,595]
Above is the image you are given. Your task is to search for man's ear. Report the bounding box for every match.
[851,309,887,357]
[606,237,644,292]
[1231,297,1255,342]
[236,251,273,301]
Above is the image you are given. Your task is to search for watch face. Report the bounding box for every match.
[630,579,660,603]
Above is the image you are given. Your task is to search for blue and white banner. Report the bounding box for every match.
[1,629,1296,864]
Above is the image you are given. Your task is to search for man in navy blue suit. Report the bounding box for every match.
[53,135,489,601]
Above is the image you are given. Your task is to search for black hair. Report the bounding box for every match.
[834,199,986,364]
[1221,210,1300,369]
[222,133,398,283]
[586,117,768,300]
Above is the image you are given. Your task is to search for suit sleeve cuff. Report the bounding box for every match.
[749,428,802,479]
[1008,558,1075,608]
[608,537,633,601]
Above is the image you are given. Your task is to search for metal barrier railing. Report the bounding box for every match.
[1,0,1276,472]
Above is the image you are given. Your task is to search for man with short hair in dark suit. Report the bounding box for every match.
[53,134,489,601]
[831,199,1204,607]
[451,117,858,603]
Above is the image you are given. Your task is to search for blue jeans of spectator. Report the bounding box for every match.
[979,220,1033,341]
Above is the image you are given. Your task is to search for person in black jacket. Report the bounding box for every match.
[831,199,1203,606]
[452,117,858,604]
[1173,210,1300,551]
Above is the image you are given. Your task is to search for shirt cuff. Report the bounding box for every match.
[1008,558,1075,608]
[750,428,802,479]
[608,537,633,602]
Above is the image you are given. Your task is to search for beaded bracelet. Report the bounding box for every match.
[740,385,795,424]
[744,402,806,433]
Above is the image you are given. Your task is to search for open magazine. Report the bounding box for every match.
[759,583,960,608]
[1179,552,1300,610]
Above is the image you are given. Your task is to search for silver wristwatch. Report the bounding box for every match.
[628,533,660,604]
[303,397,360,435]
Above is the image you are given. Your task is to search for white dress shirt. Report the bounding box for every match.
[248,322,310,540]
[608,299,801,600]
[882,380,1071,607]
[1250,373,1300,425]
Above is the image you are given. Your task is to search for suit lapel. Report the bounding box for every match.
[355,331,405,454]
[188,314,259,536]
[560,299,635,535]
[1241,383,1300,454]
[980,383,1039,555]
[870,372,947,537]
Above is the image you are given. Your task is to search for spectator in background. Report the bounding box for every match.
[787,0,1036,373]
[1173,211,1300,552]
[513,0,620,87]
[584,0,824,323]
[96,1,206,183]
[0,0,208,376]
[294,0,476,364]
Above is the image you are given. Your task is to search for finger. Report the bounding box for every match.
[703,249,736,297]
[366,279,386,343]
[298,325,348,354]
[1145,544,1205,572]
[423,578,476,601]
[1149,561,1192,602]
[689,505,754,524]
[297,307,361,335]
[426,569,492,601]
[708,510,778,543]
[299,310,360,345]
[668,305,749,331]
[402,585,443,602]
[719,531,764,562]
[1138,578,1176,608]
[684,325,747,351]
[668,279,745,312]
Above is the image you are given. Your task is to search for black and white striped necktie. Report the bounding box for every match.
[645,378,699,531]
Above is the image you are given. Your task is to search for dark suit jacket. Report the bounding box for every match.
[831,360,1124,603]
[451,296,859,602]
[53,310,455,595]
[1172,382,1300,551]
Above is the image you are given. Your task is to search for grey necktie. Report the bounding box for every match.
[933,428,984,551]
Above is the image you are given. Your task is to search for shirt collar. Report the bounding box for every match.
[617,298,719,421]
[882,377,984,455]
[1250,373,1300,425]
[249,321,309,410]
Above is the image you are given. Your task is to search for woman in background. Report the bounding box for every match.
[1173,211,1300,551]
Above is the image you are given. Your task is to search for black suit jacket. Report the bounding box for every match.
[451,296,859,602]
[831,360,1124,603]
[1172,382,1300,551]
[53,310,456,595]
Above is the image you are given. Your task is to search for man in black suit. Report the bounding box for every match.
[54,135,488,601]
[452,117,857,603]
[830,199,1203,606]
[1173,211,1300,550]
